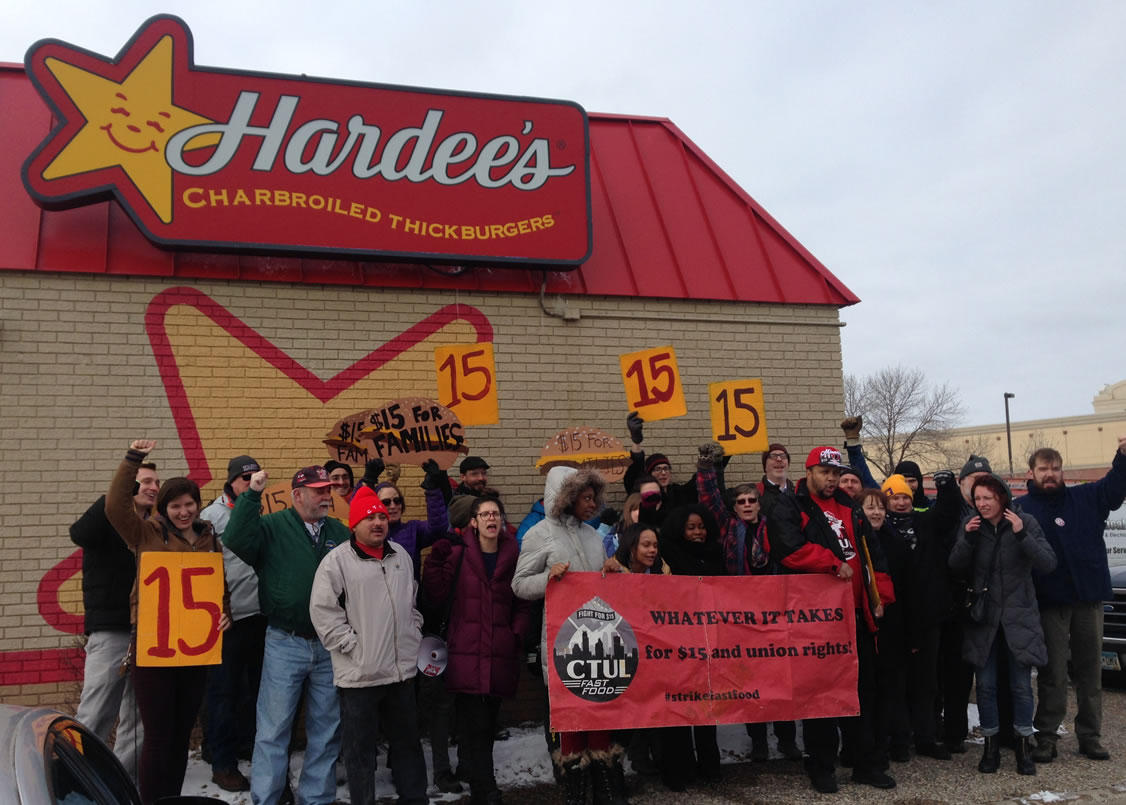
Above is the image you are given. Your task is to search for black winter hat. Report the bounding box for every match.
[958,454,993,481]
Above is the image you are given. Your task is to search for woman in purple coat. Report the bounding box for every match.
[374,459,451,578]
[423,496,532,805]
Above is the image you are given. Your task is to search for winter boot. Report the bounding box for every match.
[1030,733,1057,763]
[1015,735,1036,775]
[558,753,588,805]
[589,748,629,805]
[978,736,1000,774]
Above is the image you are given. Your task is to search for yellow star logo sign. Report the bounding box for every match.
[35,33,217,224]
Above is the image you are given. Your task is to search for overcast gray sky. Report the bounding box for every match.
[4,1,1123,427]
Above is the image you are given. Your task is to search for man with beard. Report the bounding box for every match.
[769,447,895,794]
[448,456,493,529]
[224,465,350,805]
[69,460,158,782]
[1021,437,1126,763]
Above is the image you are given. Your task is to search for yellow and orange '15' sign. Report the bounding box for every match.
[434,343,498,425]
[708,379,769,455]
[619,346,686,422]
[136,552,224,667]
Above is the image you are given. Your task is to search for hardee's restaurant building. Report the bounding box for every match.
[0,16,858,710]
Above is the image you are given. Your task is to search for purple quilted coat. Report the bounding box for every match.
[422,525,533,696]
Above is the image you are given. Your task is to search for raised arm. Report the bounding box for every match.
[1083,439,1126,517]
[418,460,452,546]
[222,469,269,567]
[841,417,880,489]
[695,443,734,532]
[104,440,155,548]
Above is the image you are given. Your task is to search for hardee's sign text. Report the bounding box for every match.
[22,15,591,267]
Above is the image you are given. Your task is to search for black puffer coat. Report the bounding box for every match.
[69,495,136,634]
[948,497,1057,668]
[882,479,961,638]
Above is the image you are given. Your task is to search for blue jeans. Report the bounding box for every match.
[251,628,341,805]
[976,634,1035,737]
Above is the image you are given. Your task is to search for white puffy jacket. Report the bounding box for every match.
[512,466,607,682]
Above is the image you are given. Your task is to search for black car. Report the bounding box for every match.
[1103,565,1126,685]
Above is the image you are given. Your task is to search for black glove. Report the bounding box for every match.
[420,459,448,491]
[361,458,384,488]
[933,470,955,489]
[599,507,619,527]
[626,412,645,445]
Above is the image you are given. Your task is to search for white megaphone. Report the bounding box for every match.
[417,635,448,677]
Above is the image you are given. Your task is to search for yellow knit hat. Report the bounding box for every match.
[881,474,913,500]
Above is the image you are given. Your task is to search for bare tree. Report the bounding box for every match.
[937,433,1000,473]
[845,366,965,477]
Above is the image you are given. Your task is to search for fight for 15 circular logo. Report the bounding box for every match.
[553,596,640,702]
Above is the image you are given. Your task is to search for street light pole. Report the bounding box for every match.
[1004,392,1015,477]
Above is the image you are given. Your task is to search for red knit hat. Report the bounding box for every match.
[349,486,389,529]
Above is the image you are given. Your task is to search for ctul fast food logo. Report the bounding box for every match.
[23,15,592,266]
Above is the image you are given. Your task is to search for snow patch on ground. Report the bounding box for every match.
[179,705,985,801]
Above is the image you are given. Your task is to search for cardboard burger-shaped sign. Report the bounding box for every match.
[324,397,467,470]
[537,426,631,483]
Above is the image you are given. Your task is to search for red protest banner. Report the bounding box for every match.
[545,573,858,732]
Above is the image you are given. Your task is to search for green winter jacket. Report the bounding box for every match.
[222,488,349,636]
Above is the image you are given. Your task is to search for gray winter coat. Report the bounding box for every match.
[948,508,1056,668]
[511,466,606,682]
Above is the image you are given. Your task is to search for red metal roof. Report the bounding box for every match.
[0,64,857,306]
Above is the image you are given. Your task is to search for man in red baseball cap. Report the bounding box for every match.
[768,446,896,794]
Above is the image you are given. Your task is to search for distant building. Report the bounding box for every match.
[919,381,1126,479]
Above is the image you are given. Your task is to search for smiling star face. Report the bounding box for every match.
[100,90,171,154]
[40,34,217,223]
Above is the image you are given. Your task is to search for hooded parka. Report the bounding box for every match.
[511,466,606,682]
[948,481,1057,668]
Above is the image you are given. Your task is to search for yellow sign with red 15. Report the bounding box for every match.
[136,552,224,667]
[434,343,498,425]
[708,379,769,455]
[619,346,687,422]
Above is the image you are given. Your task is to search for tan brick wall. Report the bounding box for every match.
[0,271,846,709]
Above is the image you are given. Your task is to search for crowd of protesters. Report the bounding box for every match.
[68,416,1126,803]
